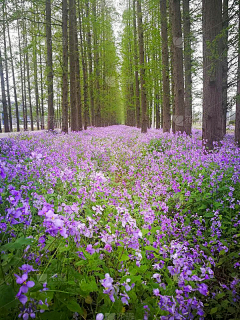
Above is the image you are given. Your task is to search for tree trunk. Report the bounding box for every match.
[69,0,78,131]
[222,0,228,135]
[17,18,27,130]
[170,0,185,133]
[75,3,82,131]
[3,2,12,131]
[235,1,240,145]
[137,0,147,133]
[39,44,45,129]
[62,0,69,133]
[202,0,223,150]
[86,0,94,126]
[79,3,89,130]
[7,26,19,131]
[33,12,40,131]
[46,0,54,130]
[133,0,141,128]
[183,0,192,135]
[0,49,10,132]
[25,30,34,131]
[93,0,101,127]
[160,0,171,132]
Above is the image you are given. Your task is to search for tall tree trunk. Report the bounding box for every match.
[69,0,78,131]
[3,2,12,131]
[75,22,83,131]
[0,49,10,132]
[17,18,27,130]
[33,13,40,131]
[170,0,185,133]
[183,0,192,135]
[93,0,101,127]
[62,0,69,133]
[86,0,94,126]
[25,31,34,131]
[23,38,28,131]
[7,22,19,131]
[235,1,240,145]
[222,0,228,135]
[160,0,171,132]
[39,44,45,129]
[202,0,223,150]
[133,0,141,128]
[137,0,147,133]
[79,3,89,130]
[46,0,54,130]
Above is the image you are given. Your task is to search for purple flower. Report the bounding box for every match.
[86,244,95,255]
[19,264,36,273]
[153,288,160,296]
[18,294,28,305]
[198,283,209,296]
[15,273,35,296]
[96,313,104,320]
[120,293,130,305]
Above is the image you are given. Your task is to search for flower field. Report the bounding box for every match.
[0,126,240,319]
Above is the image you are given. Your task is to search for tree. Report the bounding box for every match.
[86,0,94,126]
[170,0,185,133]
[235,1,240,145]
[160,0,171,132]
[0,48,10,132]
[222,0,229,135]
[3,0,12,131]
[46,0,54,130]
[62,0,68,133]
[69,0,78,131]
[133,0,140,128]
[137,0,147,133]
[202,0,223,150]
[183,0,192,135]
[7,22,20,131]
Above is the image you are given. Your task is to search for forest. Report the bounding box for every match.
[0,0,240,319]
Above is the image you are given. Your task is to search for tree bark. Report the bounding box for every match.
[17,18,27,130]
[25,29,34,131]
[7,25,19,131]
[133,0,141,128]
[137,0,147,133]
[170,0,185,133]
[222,0,228,135]
[202,0,223,150]
[79,3,89,130]
[3,2,12,131]
[160,0,171,132]
[69,0,78,131]
[0,49,10,132]
[183,0,192,135]
[235,1,240,145]
[33,11,40,131]
[86,0,94,126]
[62,0,69,133]
[75,3,82,131]
[93,0,101,127]
[39,44,45,129]
[46,0,54,130]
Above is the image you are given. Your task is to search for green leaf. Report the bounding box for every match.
[120,254,129,261]
[1,237,34,251]
[66,300,83,314]
[210,307,218,314]
[0,285,16,308]
[145,246,158,252]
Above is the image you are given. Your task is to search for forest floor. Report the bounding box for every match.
[0,125,239,320]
